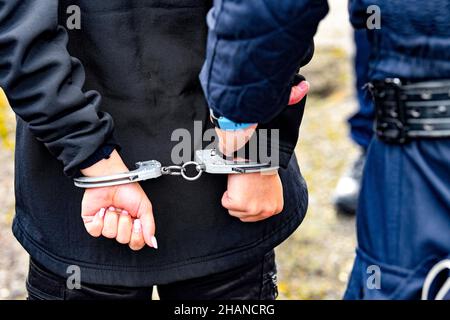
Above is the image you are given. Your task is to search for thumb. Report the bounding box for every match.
[216,125,257,156]
[137,199,157,249]
[288,81,310,106]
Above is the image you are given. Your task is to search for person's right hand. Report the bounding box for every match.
[80,150,157,251]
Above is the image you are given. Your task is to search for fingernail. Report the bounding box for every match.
[99,207,106,218]
[133,219,142,233]
[151,236,158,249]
[108,206,115,212]
[299,81,310,91]
[121,210,129,216]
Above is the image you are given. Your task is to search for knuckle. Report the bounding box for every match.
[264,211,276,219]
[246,203,259,216]
[260,211,271,219]
[275,206,283,215]
[263,205,277,216]
[228,210,240,218]
[263,203,283,217]
[241,216,259,223]
[266,207,278,216]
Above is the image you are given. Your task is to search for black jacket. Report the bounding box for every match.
[1,0,309,286]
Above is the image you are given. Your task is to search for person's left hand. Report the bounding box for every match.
[80,150,157,251]
[221,171,284,222]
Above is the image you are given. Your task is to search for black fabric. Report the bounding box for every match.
[79,143,119,170]
[27,251,277,300]
[5,0,308,286]
[0,1,116,177]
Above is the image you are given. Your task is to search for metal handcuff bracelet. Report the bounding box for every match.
[74,149,278,189]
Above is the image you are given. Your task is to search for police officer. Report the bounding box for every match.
[344,0,450,299]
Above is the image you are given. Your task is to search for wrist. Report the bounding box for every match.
[210,109,256,131]
[258,169,279,177]
[80,150,129,177]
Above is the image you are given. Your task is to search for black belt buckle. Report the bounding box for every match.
[371,78,408,144]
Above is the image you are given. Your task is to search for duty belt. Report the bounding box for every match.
[74,149,278,188]
[369,78,450,144]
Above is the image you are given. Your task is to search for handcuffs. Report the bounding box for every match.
[74,149,278,188]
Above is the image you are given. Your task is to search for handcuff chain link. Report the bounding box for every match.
[161,161,205,181]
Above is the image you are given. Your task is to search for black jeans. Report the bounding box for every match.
[26,251,278,300]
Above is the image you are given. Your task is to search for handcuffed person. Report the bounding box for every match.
[0,0,327,300]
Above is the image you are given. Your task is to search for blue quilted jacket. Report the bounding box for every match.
[349,0,450,81]
[200,0,329,123]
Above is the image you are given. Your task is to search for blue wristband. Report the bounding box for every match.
[210,109,255,131]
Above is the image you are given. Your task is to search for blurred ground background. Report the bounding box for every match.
[276,1,358,299]
[0,1,358,300]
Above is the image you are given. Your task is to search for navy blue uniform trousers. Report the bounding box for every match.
[345,139,450,299]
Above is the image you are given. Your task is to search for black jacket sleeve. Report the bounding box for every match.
[0,0,116,177]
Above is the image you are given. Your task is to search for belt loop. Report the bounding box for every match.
[372,78,408,144]
[388,78,408,144]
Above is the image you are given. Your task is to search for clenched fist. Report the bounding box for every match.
[217,81,308,222]
[222,171,284,222]
[80,150,157,251]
